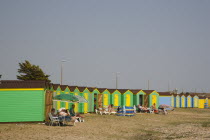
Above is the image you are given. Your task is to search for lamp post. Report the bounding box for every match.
[61,60,66,85]
[115,72,120,89]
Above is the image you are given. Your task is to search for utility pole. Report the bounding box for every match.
[61,60,66,85]
[168,81,170,92]
[115,72,120,89]
[148,80,150,90]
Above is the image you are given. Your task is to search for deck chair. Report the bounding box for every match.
[61,116,77,126]
[48,113,60,126]
[99,108,109,115]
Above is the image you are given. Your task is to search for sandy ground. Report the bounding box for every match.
[1,108,210,140]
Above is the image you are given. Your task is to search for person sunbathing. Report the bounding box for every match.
[51,108,58,117]
[108,104,116,114]
[69,104,85,122]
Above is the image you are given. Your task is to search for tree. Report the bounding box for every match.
[17,60,51,82]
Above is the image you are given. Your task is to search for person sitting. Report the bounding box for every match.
[51,108,58,117]
[69,104,84,122]
[137,104,144,113]
[151,103,158,113]
[59,108,72,122]
[108,104,116,114]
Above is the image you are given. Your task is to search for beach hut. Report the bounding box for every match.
[142,90,159,108]
[198,96,206,109]
[69,86,79,113]
[175,94,180,108]
[171,94,175,107]
[193,95,199,108]
[78,87,91,113]
[186,93,192,108]
[0,80,51,122]
[180,93,186,108]
[159,92,172,106]
[91,88,103,111]
[77,87,87,113]
[60,85,69,108]
[86,87,95,112]
[119,89,134,107]
[98,88,111,108]
[51,84,60,110]
[131,89,145,107]
[55,85,62,110]
[109,89,122,107]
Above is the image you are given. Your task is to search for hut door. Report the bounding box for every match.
[84,93,88,113]
[171,96,174,107]
[176,97,180,107]
[114,94,119,106]
[181,97,185,107]
[45,90,53,122]
[152,95,156,105]
[98,94,103,108]
[139,95,143,106]
[188,97,191,107]
[194,98,198,107]
[75,93,79,113]
[126,94,130,106]
[103,94,108,106]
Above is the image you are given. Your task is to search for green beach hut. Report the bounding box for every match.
[0,80,50,122]
[131,89,145,107]
[142,90,159,108]
[109,89,122,107]
[119,89,134,107]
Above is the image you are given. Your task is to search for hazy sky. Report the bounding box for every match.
[0,0,210,92]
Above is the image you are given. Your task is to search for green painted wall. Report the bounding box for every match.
[56,87,62,110]
[133,90,145,106]
[0,89,45,122]
[102,89,111,107]
[122,90,133,107]
[72,88,81,113]
[83,88,91,113]
[92,89,101,111]
[111,90,122,107]
[149,91,159,108]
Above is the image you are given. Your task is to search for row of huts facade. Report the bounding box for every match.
[0,80,209,122]
[51,85,210,113]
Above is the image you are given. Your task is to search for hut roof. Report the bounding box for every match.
[142,90,155,95]
[159,92,171,96]
[0,80,50,89]
[198,96,206,99]
[52,84,60,90]
[97,88,107,93]
[107,89,117,93]
[129,89,142,94]
[87,87,95,92]
[60,85,68,91]
[77,86,87,92]
[117,89,129,93]
[68,86,77,91]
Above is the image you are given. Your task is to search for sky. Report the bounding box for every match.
[0,0,210,92]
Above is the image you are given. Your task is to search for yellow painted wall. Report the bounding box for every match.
[57,91,61,110]
[126,94,130,106]
[152,95,157,105]
[181,97,185,107]
[171,96,174,107]
[103,94,108,106]
[176,97,180,108]
[84,93,88,113]
[114,94,119,106]
[198,99,205,109]
[194,98,198,108]
[208,99,210,107]
[65,92,69,109]
[74,92,79,113]
[188,97,191,107]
